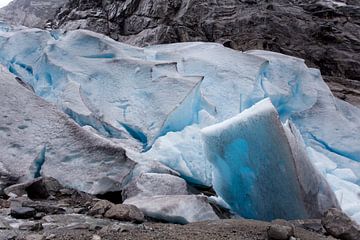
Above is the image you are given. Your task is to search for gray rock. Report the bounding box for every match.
[0,231,17,240]
[25,234,46,240]
[104,204,144,223]
[88,200,114,217]
[19,222,43,231]
[0,173,18,198]
[0,0,68,28]
[0,219,11,230]
[290,219,326,234]
[267,224,295,240]
[42,214,115,231]
[10,207,36,219]
[22,200,66,215]
[4,177,62,199]
[0,199,10,208]
[322,208,360,240]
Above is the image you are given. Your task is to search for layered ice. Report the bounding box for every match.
[0,23,360,222]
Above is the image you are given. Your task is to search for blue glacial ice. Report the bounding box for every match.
[0,23,360,222]
[202,99,339,220]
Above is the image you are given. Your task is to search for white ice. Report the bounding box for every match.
[0,23,360,222]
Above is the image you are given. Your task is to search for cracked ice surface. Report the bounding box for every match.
[0,24,360,222]
[0,65,135,194]
[0,29,203,148]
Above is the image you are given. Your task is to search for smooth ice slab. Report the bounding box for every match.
[0,66,135,194]
[122,173,189,200]
[202,99,339,220]
[124,195,219,224]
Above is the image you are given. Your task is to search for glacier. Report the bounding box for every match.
[202,99,339,220]
[0,22,360,223]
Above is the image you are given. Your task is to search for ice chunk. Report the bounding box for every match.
[122,173,189,200]
[0,66,135,194]
[332,169,358,183]
[142,125,212,186]
[326,174,360,220]
[124,195,219,224]
[202,99,339,220]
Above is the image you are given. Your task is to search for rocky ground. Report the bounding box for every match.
[0,176,359,240]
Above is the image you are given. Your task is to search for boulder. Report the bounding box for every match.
[104,204,144,223]
[4,177,62,199]
[0,219,11,230]
[322,208,360,240]
[88,200,115,217]
[0,199,10,208]
[25,234,46,240]
[267,224,295,240]
[22,201,66,215]
[10,207,36,219]
[19,222,43,231]
[0,173,18,199]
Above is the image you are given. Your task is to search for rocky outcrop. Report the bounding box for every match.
[53,0,360,107]
[322,208,360,240]
[0,0,68,28]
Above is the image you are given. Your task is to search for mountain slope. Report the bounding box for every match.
[0,0,68,28]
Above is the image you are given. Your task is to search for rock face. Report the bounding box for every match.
[0,0,68,28]
[52,0,360,107]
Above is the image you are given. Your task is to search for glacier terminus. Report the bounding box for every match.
[0,22,360,224]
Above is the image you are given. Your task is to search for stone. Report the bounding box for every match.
[25,234,46,240]
[34,212,46,220]
[26,177,63,199]
[290,219,326,234]
[45,234,56,240]
[10,207,36,219]
[4,177,62,199]
[0,173,18,198]
[322,208,360,240]
[88,200,114,217]
[0,199,10,208]
[0,220,11,230]
[92,235,101,240]
[19,222,43,231]
[22,201,66,215]
[0,0,68,28]
[267,224,295,240]
[104,204,144,223]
